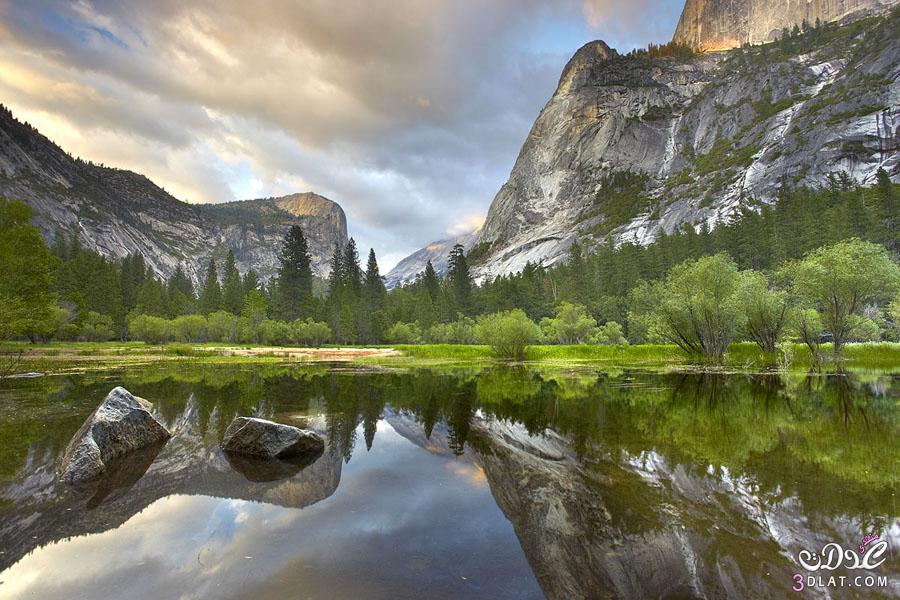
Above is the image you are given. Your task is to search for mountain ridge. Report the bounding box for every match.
[0,105,348,284]
[467,5,900,280]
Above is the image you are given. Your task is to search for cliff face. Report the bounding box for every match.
[472,7,900,280]
[0,107,348,283]
[673,0,900,51]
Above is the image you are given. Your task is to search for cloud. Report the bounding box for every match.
[0,0,682,270]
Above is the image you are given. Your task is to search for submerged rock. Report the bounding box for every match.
[222,417,325,460]
[59,387,172,483]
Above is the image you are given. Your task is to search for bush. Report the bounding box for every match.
[173,315,207,342]
[424,318,477,344]
[80,311,115,342]
[206,311,241,343]
[386,322,422,344]
[541,302,598,344]
[594,321,627,345]
[475,310,541,361]
[128,314,174,344]
[293,319,332,347]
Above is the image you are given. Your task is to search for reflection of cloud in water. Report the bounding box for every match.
[1,420,540,600]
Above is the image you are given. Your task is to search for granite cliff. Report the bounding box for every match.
[468,6,900,280]
[0,106,348,284]
[673,0,900,50]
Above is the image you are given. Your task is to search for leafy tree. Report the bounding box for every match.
[173,314,206,342]
[222,250,244,315]
[128,314,174,344]
[198,258,222,315]
[79,311,115,342]
[594,321,627,345]
[541,302,598,344]
[273,226,313,321]
[385,322,422,344]
[782,239,900,353]
[739,271,790,353]
[242,289,269,327]
[167,265,195,316]
[792,308,824,362]
[475,310,541,361]
[293,319,332,347]
[0,198,57,340]
[640,254,745,360]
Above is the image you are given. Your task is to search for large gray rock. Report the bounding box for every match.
[221,417,325,459]
[59,387,171,483]
[472,9,900,280]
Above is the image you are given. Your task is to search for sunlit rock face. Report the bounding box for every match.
[472,9,900,280]
[0,107,348,283]
[673,0,900,51]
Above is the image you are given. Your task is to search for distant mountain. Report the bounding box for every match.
[0,105,347,284]
[384,230,478,289]
[472,4,900,280]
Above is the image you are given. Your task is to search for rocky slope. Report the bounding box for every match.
[471,6,900,280]
[674,0,900,50]
[384,230,478,288]
[0,106,347,283]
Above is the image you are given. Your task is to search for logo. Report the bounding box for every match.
[791,533,891,593]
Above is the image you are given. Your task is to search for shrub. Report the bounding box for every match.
[128,314,174,344]
[173,314,207,342]
[425,318,477,344]
[206,311,241,343]
[475,310,541,361]
[594,321,627,345]
[294,319,332,347]
[541,302,598,344]
[386,322,422,344]
[79,311,115,342]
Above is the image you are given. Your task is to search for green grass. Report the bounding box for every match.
[3,341,899,374]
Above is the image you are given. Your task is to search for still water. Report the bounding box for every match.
[0,365,898,599]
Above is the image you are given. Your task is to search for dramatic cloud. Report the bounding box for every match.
[0,0,682,270]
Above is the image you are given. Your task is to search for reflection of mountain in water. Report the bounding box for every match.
[0,397,342,573]
[389,407,896,600]
[1,367,898,599]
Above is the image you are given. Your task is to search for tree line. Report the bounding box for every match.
[1,171,898,359]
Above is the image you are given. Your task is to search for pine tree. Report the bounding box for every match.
[167,265,195,316]
[361,248,387,342]
[273,226,313,321]
[327,241,345,338]
[120,253,147,313]
[447,244,473,316]
[222,250,244,315]
[343,238,362,296]
[423,261,440,303]
[198,258,222,315]
[242,269,260,296]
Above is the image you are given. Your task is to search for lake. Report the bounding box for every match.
[0,365,898,599]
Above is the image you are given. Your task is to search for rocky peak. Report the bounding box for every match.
[0,106,349,284]
[673,0,900,51]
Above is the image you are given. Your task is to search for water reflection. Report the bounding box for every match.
[0,365,898,599]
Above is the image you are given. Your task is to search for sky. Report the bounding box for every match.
[0,0,683,271]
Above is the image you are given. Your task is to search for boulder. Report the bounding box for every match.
[222,417,324,460]
[60,387,171,483]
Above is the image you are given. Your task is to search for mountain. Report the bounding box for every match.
[384,230,478,288]
[471,5,900,280]
[0,105,348,284]
[674,0,900,51]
